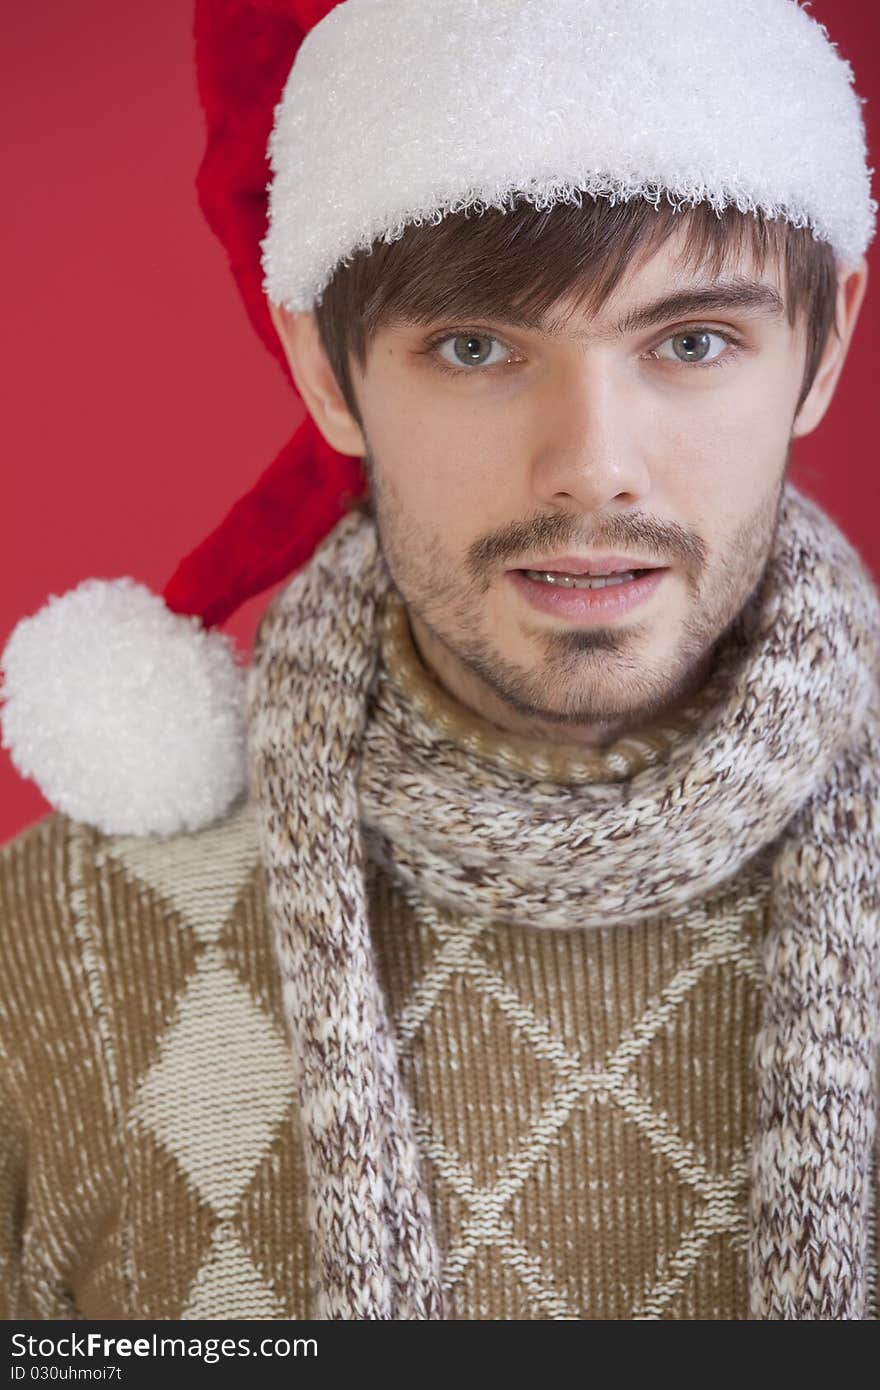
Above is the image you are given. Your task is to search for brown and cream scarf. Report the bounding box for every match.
[245,480,880,1320]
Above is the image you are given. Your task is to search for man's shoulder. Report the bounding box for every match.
[0,796,263,959]
[0,809,78,936]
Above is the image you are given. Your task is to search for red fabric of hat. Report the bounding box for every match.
[164,0,368,628]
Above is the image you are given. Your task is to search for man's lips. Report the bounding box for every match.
[507,564,669,623]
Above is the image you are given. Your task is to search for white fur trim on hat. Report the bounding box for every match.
[0,579,248,837]
[261,0,877,313]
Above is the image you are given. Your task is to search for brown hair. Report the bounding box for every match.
[312,194,840,481]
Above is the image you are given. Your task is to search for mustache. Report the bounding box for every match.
[466,513,707,578]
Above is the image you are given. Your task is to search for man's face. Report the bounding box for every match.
[347,226,810,743]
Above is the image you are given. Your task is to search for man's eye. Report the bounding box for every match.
[650,328,742,370]
[422,324,744,379]
[426,331,512,375]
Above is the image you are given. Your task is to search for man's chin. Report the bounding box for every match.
[468,669,670,738]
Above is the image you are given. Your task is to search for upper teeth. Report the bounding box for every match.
[524,569,638,589]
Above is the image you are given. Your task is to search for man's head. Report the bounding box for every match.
[267,196,868,745]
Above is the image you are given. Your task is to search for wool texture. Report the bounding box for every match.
[246,479,880,1320]
[262,0,877,313]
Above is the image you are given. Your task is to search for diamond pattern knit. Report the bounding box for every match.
[1,570,877,1318]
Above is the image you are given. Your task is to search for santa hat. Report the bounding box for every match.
[1,0,876,837]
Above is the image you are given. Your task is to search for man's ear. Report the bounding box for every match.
[792,256,869,439]
[267,300,367,458]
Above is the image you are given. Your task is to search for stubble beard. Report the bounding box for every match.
[361,446,789,737]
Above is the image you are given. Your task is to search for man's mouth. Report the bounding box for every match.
[517,567,659,590]
[507,565,669,623]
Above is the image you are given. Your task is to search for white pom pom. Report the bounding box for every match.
[0,578,248,837]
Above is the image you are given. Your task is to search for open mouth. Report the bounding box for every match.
[516,566,659,589]
[507,565,668,622]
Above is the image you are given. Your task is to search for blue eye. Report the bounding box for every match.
[429,331,511,374]
[421,323,745,379]
[651,328,740,370]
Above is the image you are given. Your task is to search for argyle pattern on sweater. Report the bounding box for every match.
[2,799,877,1320]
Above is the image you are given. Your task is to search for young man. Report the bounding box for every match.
[1,0,879,1321]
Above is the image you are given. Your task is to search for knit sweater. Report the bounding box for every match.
[1,589,878,1320]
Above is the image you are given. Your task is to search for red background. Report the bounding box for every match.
[2,0,879,844]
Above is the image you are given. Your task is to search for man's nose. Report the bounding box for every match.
[527,356,652,511]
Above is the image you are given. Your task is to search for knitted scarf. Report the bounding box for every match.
[245,479,880,1320]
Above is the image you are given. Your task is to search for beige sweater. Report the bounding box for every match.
[2,597,877,1320]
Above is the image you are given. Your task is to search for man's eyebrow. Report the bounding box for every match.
[406,280,787,343]
[572,281,787,341]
